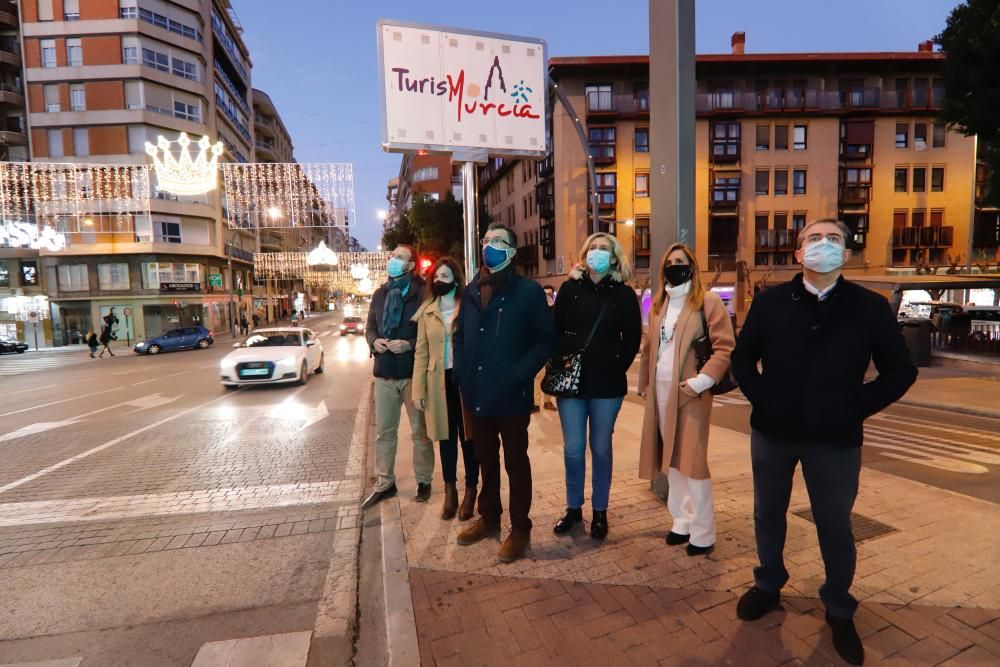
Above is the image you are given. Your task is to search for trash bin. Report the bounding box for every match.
[900,319,932,367]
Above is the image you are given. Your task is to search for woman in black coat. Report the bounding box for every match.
[550,232,642,540]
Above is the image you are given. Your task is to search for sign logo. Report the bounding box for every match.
[145,132,223,196]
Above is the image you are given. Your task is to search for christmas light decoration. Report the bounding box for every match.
[0,221,66,251]
[145,132,224,196]
[222,163,355,230]
[307,240,339,267]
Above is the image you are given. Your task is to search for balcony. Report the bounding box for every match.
[594,188,616,211]
[589,142,615,165]
[260,234,283,251]
[711,174,740,210]
[517,243,539,268]
[0,84,23,107]
[0,39,20,68]
[892,227,919,249]
[755,229,777,251]
[839,185,871,206]
[584,91,649,117]
[777,229,797,251]
[537,154,554,179]
[255,139,276,160]
[695,86,942,115]
[0,10,17,28]
[840,144,872,161]
[540,221,556,260]
[536,189,555,219]
[710,141,740,164]
[706,253,738,272]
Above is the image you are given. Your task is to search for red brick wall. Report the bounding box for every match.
[81,36,121,66]
[31,129,48,157]
[81,0,119,20]
[27,84,44,114]
[23,39,40,69]
[89,126,127,155]
[85,81,124,110]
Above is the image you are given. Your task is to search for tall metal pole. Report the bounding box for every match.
[461,161,479,281]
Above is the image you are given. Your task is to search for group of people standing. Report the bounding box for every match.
[362,218,916,665]
[86,308,119,359]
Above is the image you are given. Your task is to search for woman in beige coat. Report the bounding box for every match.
[637,243,734,556]
[412,257,479,520]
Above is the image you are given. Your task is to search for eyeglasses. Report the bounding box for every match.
[481,238,511,249]
[804,233,845,246]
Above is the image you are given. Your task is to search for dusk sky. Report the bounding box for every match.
[233,0,960,250]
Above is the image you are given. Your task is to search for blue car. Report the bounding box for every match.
[134,326,214,355]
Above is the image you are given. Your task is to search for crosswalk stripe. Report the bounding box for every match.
[865,432,1000,466]
[865,424,1000,457]
[870,414,1000,443]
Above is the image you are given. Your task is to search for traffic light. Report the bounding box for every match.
[419,257,432,274]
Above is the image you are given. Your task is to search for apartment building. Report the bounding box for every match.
[19,0,256,344]
[482,36,990,319]
[391,152,462,228]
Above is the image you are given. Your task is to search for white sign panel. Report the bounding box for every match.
[377,20,548,157]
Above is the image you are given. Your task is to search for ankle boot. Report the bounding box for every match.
[441,482,458,520]
[553,507,583,534]
[458,486,477,521]
[591,510,608,540]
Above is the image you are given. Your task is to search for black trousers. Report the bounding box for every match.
[472,413,532,533]
[750,429,862,619]
[440,370,479,487]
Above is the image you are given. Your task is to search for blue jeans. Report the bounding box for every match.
[556,396,625,512]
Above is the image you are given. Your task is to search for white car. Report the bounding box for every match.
[220,328,324,389]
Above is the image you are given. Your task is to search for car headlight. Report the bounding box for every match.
[220,358,237,371]
[276,356,298,367]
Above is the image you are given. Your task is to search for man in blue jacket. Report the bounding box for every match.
[454,222,557,563]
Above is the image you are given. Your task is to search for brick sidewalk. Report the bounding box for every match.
[388,400,1000,666]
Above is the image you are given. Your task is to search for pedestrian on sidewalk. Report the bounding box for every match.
[98,324,115,357]
[453,222,557,563]
[361,244,435,509]
[731,218,917,666]
[239,313,249,336]
[411,257,480,521]
[86,330,99,358]
[637,243,734,557]
[550,233,641,540]
[252,312,260,330]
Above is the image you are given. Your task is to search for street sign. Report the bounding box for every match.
[26,310,39,323]
[377,20,548,158]
[209,273,223,288]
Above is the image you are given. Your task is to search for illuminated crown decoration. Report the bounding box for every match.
[145,132,224,196]
[307,240,339,267]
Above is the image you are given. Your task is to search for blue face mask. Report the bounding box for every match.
[386,257,408,278]
[801,239,845,274]
[482,244,512,270]
[586,249,612,274]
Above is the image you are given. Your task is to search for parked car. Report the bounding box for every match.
[952,305,1000,342]
[219,327,324,389]
[339,316,364,336]
[0,335,28,354]
[134,326,214,355]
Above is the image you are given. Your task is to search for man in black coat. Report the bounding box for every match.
[454,223,557,563]
[731,218,917,665]
[362,244,434,509]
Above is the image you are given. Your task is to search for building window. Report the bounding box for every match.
[792,213,807,231]
[585,83,613,111]
[931,167,944,192]
[98,263,130,290]
[173,101,200,122]
[933,123,946,148]
[711,174,740,204]
[155,221,182,243]
[773,213,788,230]
[774,125,788,150]
[914,123,928,149]
[774,169,788,196]
[711,122,740,160]
[73,128,89,156]
[595,172,616,205]
[171,57,198,81]
[66,38,82,67]
[122,46,138,64]
[930,210,944,227]
[633,217,650,269]
[70,84,86,111]
[635,172,649,197]
[47,129,64,157]
[20,261,39,286]
[756,124,770,151]
[793,124,807,150]
[792,169,807,195]
[895,123,908,148]
[142,48,170,72]
[912,209,926,227]
[41,39,57,68]
[412,167,438,182]
[63,0,80,20]
[119,5,138,19]
[634,128,649,153]
[43,84,60,112]
[755,169,769,196]
[913,167,926,192]
[58,264,90,291]
[143,262,200,288]
[894,167,908,192]
[589,127,615,160]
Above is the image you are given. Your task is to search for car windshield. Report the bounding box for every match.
[344,317,362,323]
[243,332,301,347]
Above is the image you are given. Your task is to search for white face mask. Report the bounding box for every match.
[802,239,845,273]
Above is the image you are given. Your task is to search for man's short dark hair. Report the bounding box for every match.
[394,244,416,262]
[487,221,517,248]
[543,284,554,292]
[797,218,852,249]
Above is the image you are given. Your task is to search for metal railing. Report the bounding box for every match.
[695,86,944,114]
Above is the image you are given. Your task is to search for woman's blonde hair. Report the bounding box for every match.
[575,232,633,283]
[653,243,705,314]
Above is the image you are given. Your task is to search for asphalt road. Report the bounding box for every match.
[0,312,372,666]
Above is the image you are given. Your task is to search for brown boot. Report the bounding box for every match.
[458,486,477,521]
[456,518,499,546]
[441,482,458,520]
[498,529,530,563]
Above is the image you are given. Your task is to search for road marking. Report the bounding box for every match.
[0,480,362,526]
[865,424,1000,460]
[0,658,83,667]
[190,632,311,667]
[1,378,97,396]
[871,414,1000,443]
[0,392,233,496]
[0,386,125,418]
[0,394,180,444]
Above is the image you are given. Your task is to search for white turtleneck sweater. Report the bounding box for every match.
[655,281,715,395]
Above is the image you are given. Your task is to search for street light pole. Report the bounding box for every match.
[227,239,235,336]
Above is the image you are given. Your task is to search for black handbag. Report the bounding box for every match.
[542,304,608,398]
[692,308,739,395]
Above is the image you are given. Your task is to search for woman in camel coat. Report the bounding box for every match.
[412,257,478,521]
[637,243,734,556]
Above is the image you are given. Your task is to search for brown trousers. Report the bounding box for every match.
[472,414,532,532]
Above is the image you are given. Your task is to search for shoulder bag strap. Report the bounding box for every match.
[580,303,609,353]
[699,307,714,353]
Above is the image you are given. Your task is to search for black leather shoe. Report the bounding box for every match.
[361,483,397,510]
[590,510,608,540]
[666,531,690,546]
[826,614,865,665]
[686,543,714,557]
[736,586,781,621]
[415,483,432,503]
[553,507,583,534]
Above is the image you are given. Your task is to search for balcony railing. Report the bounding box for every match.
[839,185,872,205]
[540,221,556,260]
[594,188,616,210]
[892,227,919,248]
[711,141,740,163]
[589,142,615,164]
[537,154,554,179]
[711,184,740,209]
[585,91,649,115]
[536,192,555,219]
[706,253,738,272]
[755,229,777,251]
[516,243,539,267]
[695,86,943,114]
[777,229,797,251]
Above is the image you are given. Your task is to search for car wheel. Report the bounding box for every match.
[223,384,237,391]
[316,354,324,374]
[147,344,161,355]
[298,361,309,385]
[16,349,25,353]
[197,338,211,349]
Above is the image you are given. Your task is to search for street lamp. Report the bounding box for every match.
[376,209,387,221]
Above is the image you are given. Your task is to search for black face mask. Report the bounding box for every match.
[663,264,692,287]
[431,280,455,297]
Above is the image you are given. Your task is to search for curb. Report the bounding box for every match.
[379,499,420,667]
[895,397,1000,420]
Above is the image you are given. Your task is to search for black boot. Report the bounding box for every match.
[553,507,582,534]
[736,586,781,621]
[590,510,608,540]
[826,614,865,665]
